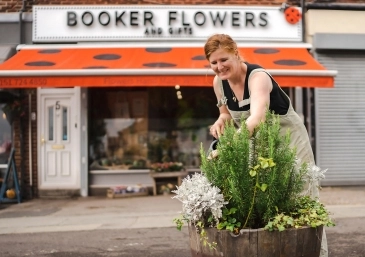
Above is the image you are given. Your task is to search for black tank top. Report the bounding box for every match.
[222,63,289,115]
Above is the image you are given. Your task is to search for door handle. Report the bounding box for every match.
[41,137,45,145]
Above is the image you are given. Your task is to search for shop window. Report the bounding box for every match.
[88,87,218,171]
[0,104,12,164]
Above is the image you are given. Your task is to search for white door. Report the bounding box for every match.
[38,88,80,189]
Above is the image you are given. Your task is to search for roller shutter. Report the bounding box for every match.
[315,51,365,186]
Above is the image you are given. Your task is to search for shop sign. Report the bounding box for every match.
[33,5,302,42]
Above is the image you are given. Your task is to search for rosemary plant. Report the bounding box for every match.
[200,110,307,229]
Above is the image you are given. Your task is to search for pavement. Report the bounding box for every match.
[0,186,364,235]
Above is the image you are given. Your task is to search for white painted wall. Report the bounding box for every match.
[306,9,365,43]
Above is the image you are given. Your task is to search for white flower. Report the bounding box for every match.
[172,173,228,224]
[303,163,327,196]
[307,164,327,182]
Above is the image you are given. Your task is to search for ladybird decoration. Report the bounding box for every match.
[281,4,302,25]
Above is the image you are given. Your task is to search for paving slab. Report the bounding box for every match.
[0,186,364,235]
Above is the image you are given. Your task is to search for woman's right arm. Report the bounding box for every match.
[210,76,232,138]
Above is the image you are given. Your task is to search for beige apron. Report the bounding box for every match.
[218,69,328,257]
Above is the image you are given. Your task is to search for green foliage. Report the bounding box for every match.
[265,196,335,231]
[173,216,185,231]
[196,222,217,250]
[217,207,241,234]
[200,110,308,229]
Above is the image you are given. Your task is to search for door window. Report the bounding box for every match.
[48,105,54,141]
[62,106,68,141]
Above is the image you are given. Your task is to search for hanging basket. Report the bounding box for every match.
[2,98,26,125]
[188,224,323,257]
[3,109,15,125]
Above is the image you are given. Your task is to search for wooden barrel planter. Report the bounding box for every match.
[188,225,323,257]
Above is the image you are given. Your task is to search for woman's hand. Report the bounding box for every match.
[210,118,226,139]
[210,76,232,138]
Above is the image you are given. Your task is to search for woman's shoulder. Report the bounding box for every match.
[213,75,222,87]
[245,62,264,71]
[213,75,224,93]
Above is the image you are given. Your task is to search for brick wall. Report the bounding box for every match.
[2,0,364,13]
[11,105,25,199]
[11,89,37,199]
[1,0,290,13]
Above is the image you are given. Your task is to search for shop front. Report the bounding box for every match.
[0,5,336,197]
[306,2,365,186]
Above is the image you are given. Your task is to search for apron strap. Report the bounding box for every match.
[216,77,227,107]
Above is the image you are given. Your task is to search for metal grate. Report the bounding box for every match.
[315,51,365,186]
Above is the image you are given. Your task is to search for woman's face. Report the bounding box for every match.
[208,48,238,80]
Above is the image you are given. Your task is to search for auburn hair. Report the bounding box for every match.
[204,34,241,60]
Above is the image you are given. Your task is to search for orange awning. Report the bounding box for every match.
[0,45,336,88]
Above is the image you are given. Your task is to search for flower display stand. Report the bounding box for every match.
[188,225,323,257]
[107,189,148,199]
[149,170,188,196]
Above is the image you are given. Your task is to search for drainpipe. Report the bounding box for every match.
[19,0,26,44]
[301,0,313,149]
[19,0,26,200]
[28,93,33,199]
[19,98,25,200]
[301,0,306,42]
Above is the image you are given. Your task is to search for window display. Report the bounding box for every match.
[88,87,218,171]
[0,104,12,164]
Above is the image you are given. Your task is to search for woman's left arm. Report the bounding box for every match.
[246,72,273,134]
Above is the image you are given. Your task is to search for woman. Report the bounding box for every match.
[205,34,327,257]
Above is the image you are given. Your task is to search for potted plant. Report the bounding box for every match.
[172,110,334,257]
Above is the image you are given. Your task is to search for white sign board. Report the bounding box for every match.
[33,5,302,43]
